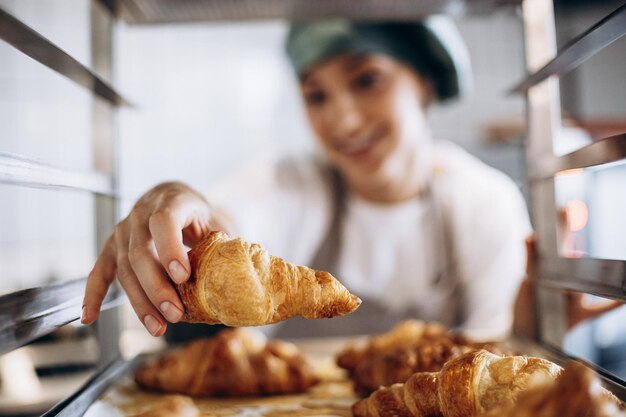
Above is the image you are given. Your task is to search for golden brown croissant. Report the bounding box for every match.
[352,349,562,417]
[177,231,361,326]
[337,320,518,395]
[478,361,624,417]
[134,328,320,396]
[130,395,200,417]
[352,337,464,395]
[336,320,449,373]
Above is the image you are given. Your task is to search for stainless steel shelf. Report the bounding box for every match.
[0,152,116,197]
[511,3,626,93]
[510,337,626,401]
[0,277,123,356]
[538,257,626,302]
[118,0,521,24]
[528,133,626,180]
[0,6,130,106]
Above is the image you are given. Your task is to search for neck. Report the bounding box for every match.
[345,141,434,204]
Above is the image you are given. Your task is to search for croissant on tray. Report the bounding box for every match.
[177,231,361,326]
[336,320,450,373]
[134,328,320,396]
[352,336,464,394]
[478,361,624,417]
[337,320,517,395]
[352,349,562,417]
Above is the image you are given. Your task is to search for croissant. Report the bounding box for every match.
[134,328,320,396]
[336,320,449,373]
[177,231,361,326]
[478,361,624,417]
[352,337,464,394]
[130,395,200,417]
[352,349,562,417]
[337,320,518,395]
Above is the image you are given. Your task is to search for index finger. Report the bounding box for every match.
[148,196,209,284]
[82,235,117,325]
[525,234,537,280]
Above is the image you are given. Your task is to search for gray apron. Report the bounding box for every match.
[273,165,464,338]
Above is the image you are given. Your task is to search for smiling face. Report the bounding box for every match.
[300,53,434,191]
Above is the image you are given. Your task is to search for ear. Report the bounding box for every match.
[413,72,436,109]
[421,79,436,109]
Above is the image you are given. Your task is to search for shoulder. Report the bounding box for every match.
[432,141,530,237]
[434,141,526,208]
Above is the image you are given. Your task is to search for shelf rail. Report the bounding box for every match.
[528,133,626,180]
[511,3,626,93]
[0,277,123,356]
[0,6,130,106]
[0,152,116,197]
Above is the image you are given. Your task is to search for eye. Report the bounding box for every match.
[304,90,327,106]
[352,68,383,91]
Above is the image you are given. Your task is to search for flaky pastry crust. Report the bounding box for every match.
[352,349,562,417]
[177,231,361,326]
[134,328,320,396]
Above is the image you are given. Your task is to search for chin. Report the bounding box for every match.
[341,152,392,184]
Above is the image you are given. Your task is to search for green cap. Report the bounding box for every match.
[285,18,472,102]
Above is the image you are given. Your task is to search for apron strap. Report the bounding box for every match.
[310,165,346,275]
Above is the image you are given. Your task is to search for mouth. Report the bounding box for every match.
[334,127,386,158]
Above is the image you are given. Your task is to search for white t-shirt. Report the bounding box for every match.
[209,141,531,339]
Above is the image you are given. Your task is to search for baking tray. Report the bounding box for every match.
[66,337,359,417]
[44,335,626,416]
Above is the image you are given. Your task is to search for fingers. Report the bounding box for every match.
[525,234,537,279]
[149,194,210,284]
[128,220,185,323]
[115,221,167,337]
[566,292,624,329]
[82,235,117,325]
[82,182,216,336]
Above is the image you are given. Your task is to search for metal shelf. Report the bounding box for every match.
[118,0,522,24]
[0,152,116,197]
[0,277,124,356]
[511,3,626,93]
[511,337,626,402]
[0,6,130,107]
[538,257,626,302]
[528,133,626,180]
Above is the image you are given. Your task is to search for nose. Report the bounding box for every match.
[325,92,365,140]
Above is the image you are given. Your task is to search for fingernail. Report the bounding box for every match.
[169,260,188,284]
[160,301,183,323]
[143,315,162,336]
[81,306,88,323]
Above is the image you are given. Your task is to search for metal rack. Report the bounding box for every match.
[515,0,626,355]
[0,1,125,369]
[115,0,522,23]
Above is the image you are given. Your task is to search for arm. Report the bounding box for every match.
[81,181,234,336]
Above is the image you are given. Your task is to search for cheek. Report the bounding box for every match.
[306,108,332,146]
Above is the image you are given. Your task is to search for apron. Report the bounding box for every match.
[273,165,464,338]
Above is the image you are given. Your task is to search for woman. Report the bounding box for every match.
[81,18,531,340]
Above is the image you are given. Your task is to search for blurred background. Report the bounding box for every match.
[0,0,624,414]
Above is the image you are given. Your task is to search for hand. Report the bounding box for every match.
[513,234,622,339]
[81,182,231,336]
